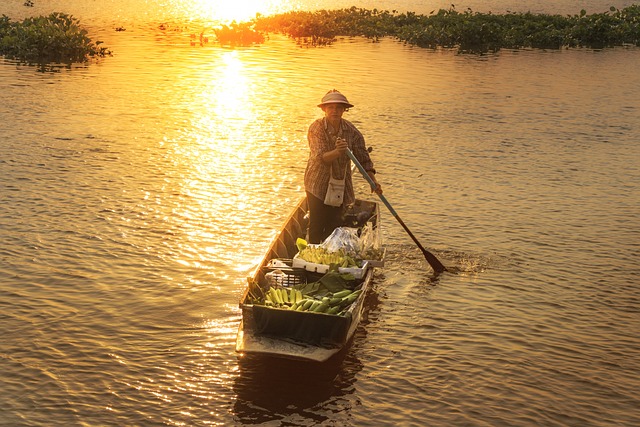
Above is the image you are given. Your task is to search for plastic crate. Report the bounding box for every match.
[263,263,307,288]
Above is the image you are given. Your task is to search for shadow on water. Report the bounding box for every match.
[231,290,382,424]
[232,348,362,424]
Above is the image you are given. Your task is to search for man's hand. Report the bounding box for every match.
[367,171,383,195]
[335,137,348,155]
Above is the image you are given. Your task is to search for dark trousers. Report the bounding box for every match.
[306,191,343,244]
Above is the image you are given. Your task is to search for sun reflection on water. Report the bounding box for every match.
[164,47,271,274]
[205,50,253,151]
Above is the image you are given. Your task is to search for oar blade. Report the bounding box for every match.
[422,248,447,274]
[393,212,447,274]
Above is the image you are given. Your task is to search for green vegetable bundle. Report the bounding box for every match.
[263,287,362,316]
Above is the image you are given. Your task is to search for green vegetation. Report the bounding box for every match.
[0,12,111,64]
[214,21,265,46]
[1,6,638,60]
[250,5,640,52]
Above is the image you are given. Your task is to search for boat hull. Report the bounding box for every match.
[236,197,381,363]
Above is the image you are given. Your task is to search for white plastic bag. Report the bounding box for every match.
[321,227,361,256]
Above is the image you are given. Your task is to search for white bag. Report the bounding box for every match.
[324,176,346,207]
[323,132,348,207]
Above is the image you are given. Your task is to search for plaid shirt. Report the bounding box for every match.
[304,117,375,205]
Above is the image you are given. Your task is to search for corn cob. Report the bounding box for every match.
[338,289,362,309]
[332,289,352,299]
[270,288,277,304]
[299,299,314,311]
[326,305,341,315]
[314,302,330,313]
[329,297,343,306]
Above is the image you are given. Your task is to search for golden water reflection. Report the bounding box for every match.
[169,0,294,23]
[199,50,253,153]
[165,47,279,275]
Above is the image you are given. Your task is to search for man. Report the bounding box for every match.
[304,89,382,243]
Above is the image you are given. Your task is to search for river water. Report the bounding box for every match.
[1,1,639,426]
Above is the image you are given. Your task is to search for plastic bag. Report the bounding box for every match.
[321,224,381,260]
[321,227,361,256]
[358,223,377,258]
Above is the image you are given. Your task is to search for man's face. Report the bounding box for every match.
[323,103,346,121]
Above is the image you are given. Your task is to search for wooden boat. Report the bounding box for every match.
[236,196,383,363]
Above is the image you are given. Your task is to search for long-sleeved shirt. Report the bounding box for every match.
[304,117,376,206]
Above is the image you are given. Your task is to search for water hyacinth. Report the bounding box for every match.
[252,5,640,52]
[214,21,265,46]
[1,5,639,61]
[0,12,111,64]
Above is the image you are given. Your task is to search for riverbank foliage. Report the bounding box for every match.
[0,12,111,64]
[214,21,265,46]
[251,5,640,52]
[1,6,639,60]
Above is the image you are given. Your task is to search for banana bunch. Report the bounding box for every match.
[297,246,359,268]
[264,287,362,316]
[265,286,303,307]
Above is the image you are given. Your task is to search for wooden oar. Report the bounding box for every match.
[346,149,447,274]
